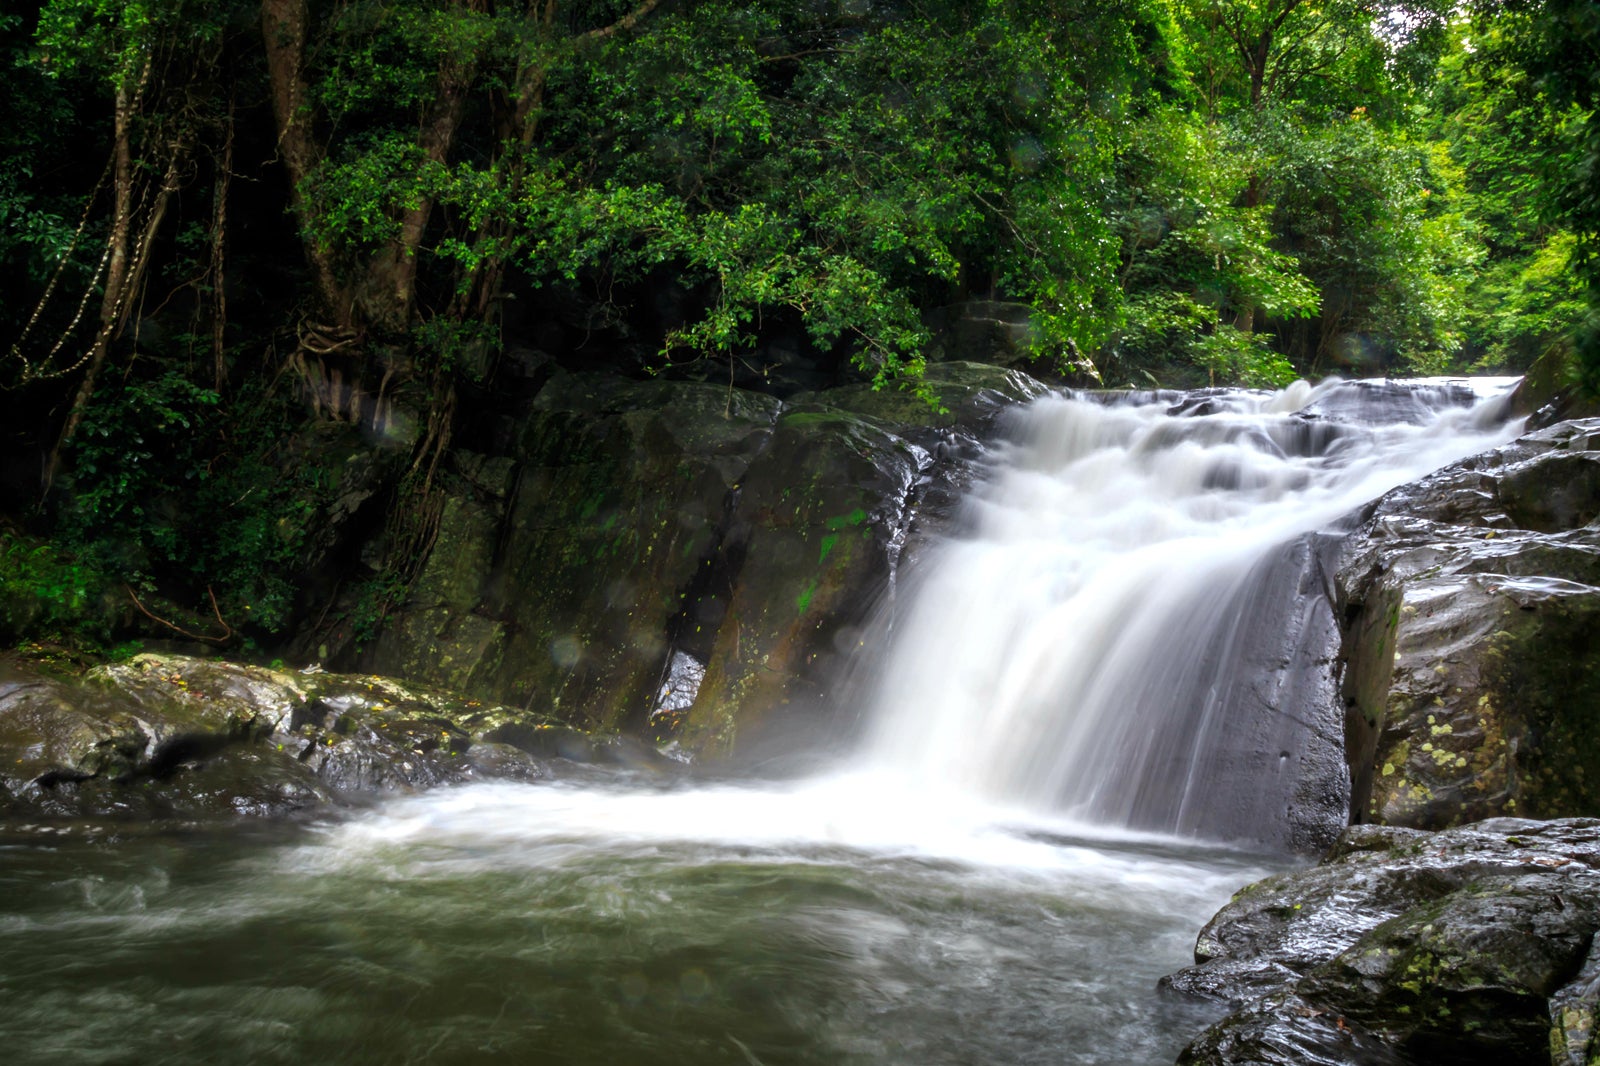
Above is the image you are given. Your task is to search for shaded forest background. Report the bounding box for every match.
[0,0,1596,653]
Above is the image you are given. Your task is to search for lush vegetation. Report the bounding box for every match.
[0,0,1595,646]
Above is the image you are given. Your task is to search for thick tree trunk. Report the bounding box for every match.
[364,0,487,333]
[261,0,346,324]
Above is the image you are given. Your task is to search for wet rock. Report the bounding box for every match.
[1168,818,1600,1066]
[791,360,1051,441]
[1299,379,1479,426]
[0,653,578,820]
[678,404,927,754]
[1550,937,1600,1066]
[1336,418,1600,827]
[358,372,783,733]
[346,362,1049,756]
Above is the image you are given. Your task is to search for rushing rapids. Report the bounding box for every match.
[0,379,1524,1065]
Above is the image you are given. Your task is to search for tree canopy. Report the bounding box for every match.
[1,0,1596,640]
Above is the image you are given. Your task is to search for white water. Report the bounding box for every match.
[856,378,1522,838]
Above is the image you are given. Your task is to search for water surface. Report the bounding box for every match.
[1,777,1269,1065]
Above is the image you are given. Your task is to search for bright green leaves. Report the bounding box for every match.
[316,1,499,125]
[34,0,154,85]
[1109,107,1315,384]
[473,0,1145,386]
[1261,107,1481,371]
[305,133,433,253]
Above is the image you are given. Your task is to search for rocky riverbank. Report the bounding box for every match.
[1167,818,1600,1065]
[1164,396,1600,1064]
[0,652,667,823]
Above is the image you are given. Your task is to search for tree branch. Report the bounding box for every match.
[126,585,236,646]
[581,0,665,42]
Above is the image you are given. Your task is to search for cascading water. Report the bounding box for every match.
[0,379,1524,1065]
[855,377,1522,847]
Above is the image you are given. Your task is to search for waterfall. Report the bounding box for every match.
[856,378,1521,847]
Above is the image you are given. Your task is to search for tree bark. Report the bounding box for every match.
[49,63,150,479]
[261,0,346,323]
[51,132,184,482]
[365,0,488,333]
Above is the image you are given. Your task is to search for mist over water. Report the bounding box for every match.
[0,379,1523,1065]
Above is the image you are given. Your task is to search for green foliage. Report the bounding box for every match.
[1454,2,1600,381]
[294,0,1139,383]
[1120,291,1297,386]
[1110,107,1316,382]
[59,369,338,635]
[0,530,109,642]
[1259,106,1481,372]
[346,570,412,649]
[0,12,97,348]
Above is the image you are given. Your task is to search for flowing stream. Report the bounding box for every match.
[0,379,1521,1065]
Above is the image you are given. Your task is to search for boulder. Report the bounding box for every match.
[0,652,593,821]
[1167,818,1600,1066]
[675,404,926,753]
[1336,418,1600,828]
[358,372,784,731]
[346,362,1050,756]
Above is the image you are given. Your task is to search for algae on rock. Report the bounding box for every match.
[0,652,587,820]
[1336,418,1600,828]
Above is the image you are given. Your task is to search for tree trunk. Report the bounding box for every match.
[363,0,487,333]
[261,0,346,324]
[212,95,235,391]
[50,134,184,484]
[48,66,147,482]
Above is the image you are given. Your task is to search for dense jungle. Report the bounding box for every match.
[0,0,1594,654]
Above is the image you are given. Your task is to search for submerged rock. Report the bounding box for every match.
[1168,818,1600,1065]
[1337,418,1600,827]
[0,652,605,821]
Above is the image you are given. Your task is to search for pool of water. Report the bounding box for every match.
[0,773,1276,1065]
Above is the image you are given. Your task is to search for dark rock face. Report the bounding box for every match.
[1167,818,1600,1066]
[1336,418,1600,828]
[346,362,1047,755]
[921,301,1043,371]
[0,653,608,821]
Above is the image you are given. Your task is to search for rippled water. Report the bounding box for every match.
[0,379,1524,1064]
[1,777,1268,1065]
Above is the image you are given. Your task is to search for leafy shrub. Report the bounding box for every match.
[58,368,336,637]
[0,530,108,642]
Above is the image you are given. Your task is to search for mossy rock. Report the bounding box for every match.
[680,405,927,754]
[1337,418,1600,828]
[0,653,587,821]
[1169,818,1600,1066]
[352,364,1051,757]
[360,372,782,731]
